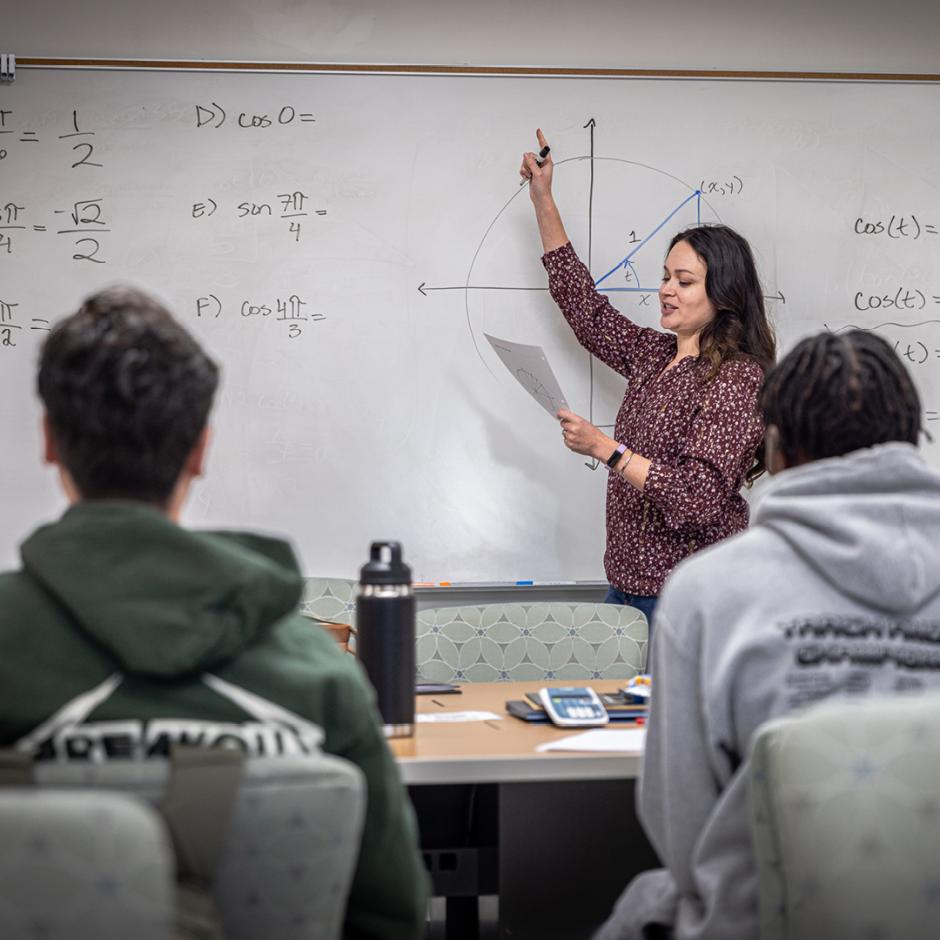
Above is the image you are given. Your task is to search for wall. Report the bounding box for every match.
[7,0,940,74]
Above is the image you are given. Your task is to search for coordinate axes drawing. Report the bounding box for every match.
[418,119,786,468]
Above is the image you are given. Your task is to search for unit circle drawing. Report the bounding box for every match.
[463,145,720,445]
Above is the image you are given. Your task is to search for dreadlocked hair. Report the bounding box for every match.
[759,330,921,464]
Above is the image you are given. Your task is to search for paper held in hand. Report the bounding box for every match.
[484,333,569,418]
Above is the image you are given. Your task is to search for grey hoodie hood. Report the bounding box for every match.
[754,442,940,614]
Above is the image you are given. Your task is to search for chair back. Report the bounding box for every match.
[0,788,175,939]
[300,578,358,652]
[34,753,366,940]
[749,693,940,940]
[300,578,357,627]
[416,602,648,681]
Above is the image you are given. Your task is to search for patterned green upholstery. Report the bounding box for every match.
[300,578,357,626]
[416,603,648,682]
[34,754,366,940]
[0,790,175,939]
[749,693,940,940]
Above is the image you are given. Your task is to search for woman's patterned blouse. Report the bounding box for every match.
[543,242,765,596]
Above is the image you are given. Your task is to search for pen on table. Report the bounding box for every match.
[515,580,534,586]
[520,144,551,185]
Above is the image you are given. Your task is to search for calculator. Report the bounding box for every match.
[538,686,609,727]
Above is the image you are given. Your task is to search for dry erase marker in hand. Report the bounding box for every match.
[520,144,552,185]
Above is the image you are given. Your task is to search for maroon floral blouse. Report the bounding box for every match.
[543,242,765,596]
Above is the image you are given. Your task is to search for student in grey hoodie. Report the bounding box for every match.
[596,329,940,940]
[0,286,429,940]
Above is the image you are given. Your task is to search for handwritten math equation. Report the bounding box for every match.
[0,197,111,263]
[0,107,102,167]
[854,215,939,241]
[192,190,326,243]
[0,298,51,349]
[195,292,326,339]
[892,339,940,367]
[0,108,108,262]
[194,102,316,131]
[3,102,332,344]
[854,286,940,313]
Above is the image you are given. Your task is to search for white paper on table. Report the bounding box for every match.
[535,728,646,753]
[484,333,569,418]
[416,711,502,723]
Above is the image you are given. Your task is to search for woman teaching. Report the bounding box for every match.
[521,130,776,629]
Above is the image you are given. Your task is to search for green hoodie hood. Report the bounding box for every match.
[21,501,304,678]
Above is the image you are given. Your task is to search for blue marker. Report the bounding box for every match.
[515,580,534,586]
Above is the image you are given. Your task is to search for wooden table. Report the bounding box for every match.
[392,680,644,784]
[390,681,657,940]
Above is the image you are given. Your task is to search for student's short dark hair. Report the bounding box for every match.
[37,286,219,505]
[759,330,921,464]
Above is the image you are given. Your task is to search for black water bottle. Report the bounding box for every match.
[356,541,415,738]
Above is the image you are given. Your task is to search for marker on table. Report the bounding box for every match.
[520,144,551,185]
[515,580,534,586]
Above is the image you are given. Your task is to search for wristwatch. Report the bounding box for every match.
[606,443,627,468]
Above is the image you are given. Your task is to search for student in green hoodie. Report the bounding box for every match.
[0,285,429,940]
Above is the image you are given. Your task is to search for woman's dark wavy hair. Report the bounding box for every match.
[668,224,777,482]
[760,330,921,465]
[668,224,777,380]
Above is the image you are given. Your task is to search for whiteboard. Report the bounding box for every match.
[1,68,939,581]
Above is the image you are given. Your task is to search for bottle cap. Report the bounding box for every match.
[360,541,412,586]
